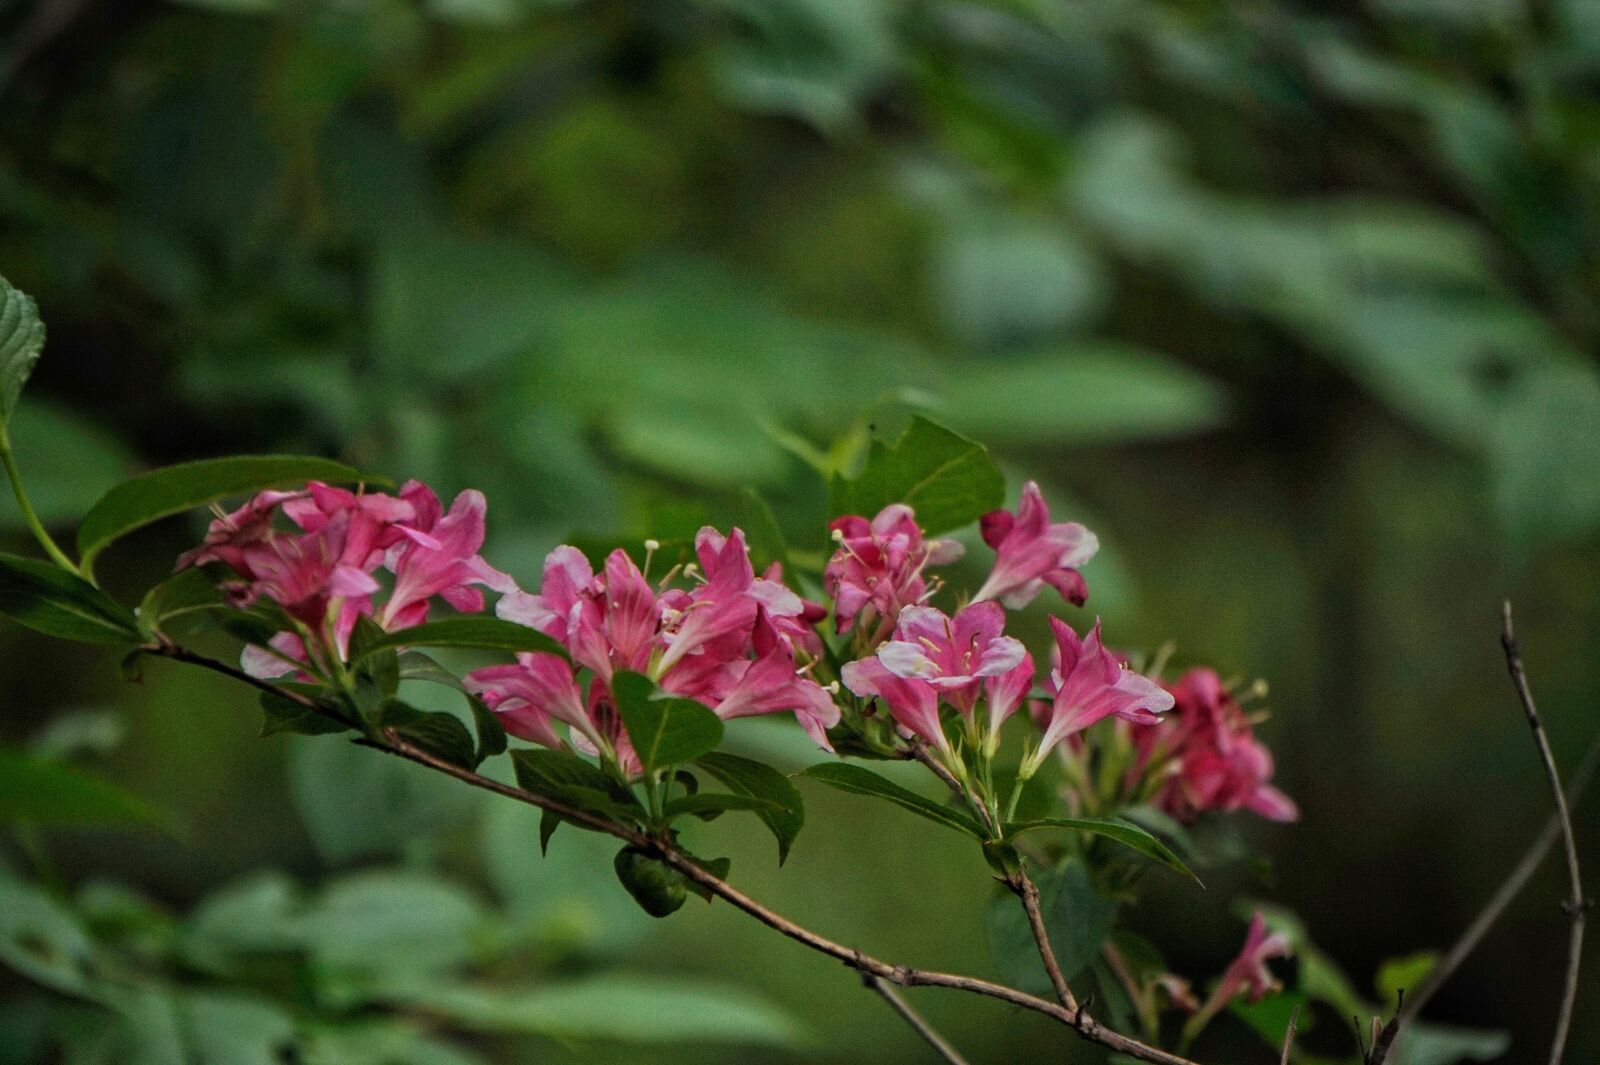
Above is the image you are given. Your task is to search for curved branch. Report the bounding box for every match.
[152,644,1203,1065]
[1500,602,1587,1065]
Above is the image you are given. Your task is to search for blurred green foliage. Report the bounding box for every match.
[2,0,1599,1062]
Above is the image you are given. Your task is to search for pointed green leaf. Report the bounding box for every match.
[797,762,983,838]
[377,700,478,768]
[0,275,44,425]
[510,748,644,825]
[1005,816,1200,883]
[0,745,169,827]
[612,671,724,771]
[354,616,568,661]
[0,551,141,643]
[695,751,805,863]
[76,455,382,570]
[827,415,1004,534]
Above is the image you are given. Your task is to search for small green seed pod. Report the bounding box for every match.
[613,845,688,917]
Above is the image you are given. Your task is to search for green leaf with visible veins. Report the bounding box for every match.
[1005,816,1200,883]
[0,551,142,643]
[612,671,724,772]
[695,751,805,863]
[827,415,1004,534]
[0,275,44,425]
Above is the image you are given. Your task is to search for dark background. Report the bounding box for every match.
[1,0,1598,1062]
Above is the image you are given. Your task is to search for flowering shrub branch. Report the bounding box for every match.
[0,275,1587,1065]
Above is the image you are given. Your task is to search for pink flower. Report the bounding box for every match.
[973,482,1098,609]
[1214,913,1291,1005]
[466,651,601,753]
[656,528,762,674]
[841,656,947,753]
[1136,668,1298,823]
[824,504,962,635]
[708,648,841,748]
[500,548,658,682]
[377,483,516,630]
[875,602,1026,716]
[981,654,1034,754]
[1024,618,1173,774]
[181,487,393,628]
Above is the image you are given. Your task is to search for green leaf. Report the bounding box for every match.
[942,346,1228,446]
[1005,816,1200,883]
[738,488,791,572]
[180,992,296,1065]
[75,455,380,570]
[0,402,133,531]
[0,875,97,998]
[0,552,142,644]
[612,671,724,772]
[288,735,479,863]
[985,860,1115,991]
[0,275,45,425]
[468,694,507,763]
[510,748,644,824]
[695,751,805,863]
[827,415,1004,534]
[393,975,808,1046]
[378,700,478,768]
[796,762,983,838]
[354,616,568,661]
[259,690,350,737]
[298,870,488,976]
[1376,951,1438,1008]
[662,792,788,819]
[0,746,169,828]
[1390,1022,1510,1065]
[137,567,224,628]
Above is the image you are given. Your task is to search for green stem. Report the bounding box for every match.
[0,428,79,574]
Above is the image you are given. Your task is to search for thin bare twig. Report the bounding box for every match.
[862,968,974,1065]
[1394,727,1600,1035]
[1279,1004,1300,1065]
[1500,601,1587,1065]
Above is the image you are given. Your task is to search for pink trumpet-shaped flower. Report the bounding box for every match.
[973,482,1098,609]
[1136,668,1298,823]
[710,648,841,746]
[981,653,1034,753]
[379,483,516,631]
[1214,913,1292,1005]
[656,528,761,674]
[841,656,946,753]
[466,651,602,753]
[875,602,1026,716]
[824,504,962,634]
[1025,617,1172,774]
[499,548,659,682]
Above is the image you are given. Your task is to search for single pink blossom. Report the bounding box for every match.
[973,482,1098,609]
[841,656,946,753]
[1214,913,1291,1005]
[824,504,962,635]
[656,528,761,674]
[875,602,1026,716]
[1025,617,1172,774]
[500,547,659,682]
[378,483,516,630]
[709,647,841,748]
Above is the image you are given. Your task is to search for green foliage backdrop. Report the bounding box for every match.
[1,0,1598,1062]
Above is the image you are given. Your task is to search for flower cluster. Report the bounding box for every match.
[177,475,1293,821]
[469,529,838,774]
[177,481,512,678]
[1131,667,1298,823]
